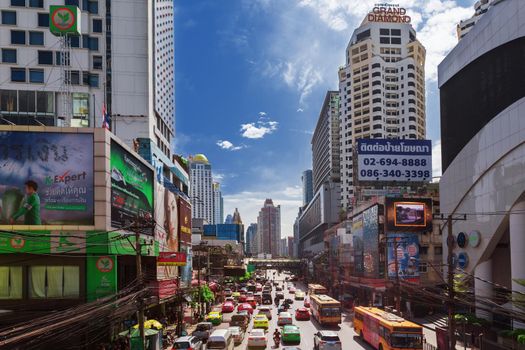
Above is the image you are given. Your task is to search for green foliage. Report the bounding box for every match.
[238,271,253,282]
[454,313,488,327]
[499,328,525,343]
[192,285,215,303]
[454,273,469,294]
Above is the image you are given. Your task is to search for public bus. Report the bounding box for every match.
[353,306,424,350]
[307,284,328,295]
[309,294,341,325]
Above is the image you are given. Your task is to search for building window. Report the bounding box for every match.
[29,31,44,45]
[37,13,49,27]
[29,266,80,299]
[391,29,401,36]
[37,91,53,113]
[11,68,26,82]
[88,1,98,14]
[391,37,401,45]
[89,37,98,51]
[0,266,22,299]
[92,55,102,70]
[92,18,102,33]
[89,73,99,87]
[379,37,390,44]
[10,0,25,6]
[380,28,389,35]
[419,246,428,255]
[65,0,79,5]
[69,35,80,48]
[28,0,43,7]
[55,51,70,66]
[37,50,53,65]
[19,90,35,112]
[10,30,25,45]
[69,70,80,85]
[29,69,44,83]
[419,262,428,273]
[1,10,17,25]
[435,247,443,255]
[1,48,16,63]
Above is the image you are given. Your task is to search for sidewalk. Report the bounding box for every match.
[411,313,476,350]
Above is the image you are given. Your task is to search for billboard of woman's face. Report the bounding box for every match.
[164,187,178,251]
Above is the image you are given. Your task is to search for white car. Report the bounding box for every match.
[277,312,293,326]
[227,326,244,345]
[247,329,267,348]
[313,330,342,350]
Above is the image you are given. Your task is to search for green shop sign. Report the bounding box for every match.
[87,255,117,301]
[49,6,81,36]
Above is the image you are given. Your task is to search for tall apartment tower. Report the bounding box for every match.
[0,0,175,159]
[338,7,426,210]
[190,154,213,224]
[256,199,281,257]
[212,182,223,225]
[245,223,257,256]
[457,0,499,40]
[312,90,341,193]
[301,170,313,206]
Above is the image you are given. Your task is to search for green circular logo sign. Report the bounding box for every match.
[51,8,75,31]
[469,230,481,247]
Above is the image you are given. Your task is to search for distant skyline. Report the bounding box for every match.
[174,0,476,236]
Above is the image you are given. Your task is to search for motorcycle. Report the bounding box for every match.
[273,333,281,347]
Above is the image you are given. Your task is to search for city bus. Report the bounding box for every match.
[353,306,424,350]
[307,284,328,295]
[310,294,341,325]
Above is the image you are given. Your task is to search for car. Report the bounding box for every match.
[282,347,303,350]
[263,286,272,293]
[230,314,249,331]
[227,326,244,345]
[191,322,214,343]
[303,299,311,308]
[253,314,269,329]
[206,311,223,325]
[282,324,301,344]
[254,293,262,304]
[278,305,289,314]
[257,306,272,320]
[172,335,203,350]
[246,296,257,309]
[223,288,232,297]
[313,330,342,350]
[276,286,283,291]
[289,287,296,294]
[240,287,248,293]
[225,296,236,305]
[295,307,310,321]
[247,329,267,348]
[277,312,293,326]
[232,291,241,299]
[239,294,247,303]
[295,291,305,300]
[262,293,272,305]
[221,301,235,313]
[276,292,285,300]
[238,310,252,320]
[256,283,263,292]
[284,298,294,305]
[237,303,254,314]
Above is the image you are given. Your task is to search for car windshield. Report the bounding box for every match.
[173,342,190,349]
[206,341,226,349]
[321,335,340,342]
[196,324,210,331]
[390,334,423,348]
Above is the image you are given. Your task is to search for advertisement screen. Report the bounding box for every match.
[385,197,433,232]
[362,205,380,278]
[0,132,94,225]
[357,139,432,182]
[352,213,364,275]
[110,141,153,232]
[155,183,178,252]
[387,233,419,283]
[178,198,192,244]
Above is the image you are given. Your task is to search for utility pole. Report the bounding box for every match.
[394,239,401,313]
[135,222,146,350]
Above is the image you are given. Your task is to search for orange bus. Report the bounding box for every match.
[353,306,423,350]
[310,294,341,325]
[307,283,328,295]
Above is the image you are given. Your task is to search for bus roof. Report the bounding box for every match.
[308,284,326,289]
[310,294,340,305]
[354,307,422,329]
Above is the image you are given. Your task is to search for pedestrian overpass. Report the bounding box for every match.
[246,258,304,271]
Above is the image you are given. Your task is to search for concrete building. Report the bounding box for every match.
[279,238,288,257]
[232,208,242,225]
[301,169,314,206]
[213,182,223,225]
[190,154,213,224]
[438,0,525,325]
[457,0,501,40]
[0,0,174,159]
[256,199,281,257]
[312,91,341,194]
[338,7,426,211]
[245,223,257,256]
[287,236,294,257]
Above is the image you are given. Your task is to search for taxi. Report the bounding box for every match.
[205,311,223,325]
[232,291,241,299]
[253,314,269,329]
[294,291,305,300]
[282,324,301,343]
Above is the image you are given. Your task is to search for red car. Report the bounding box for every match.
[239,294,247,303]
[246,297,257,309]
[304,299,311,308]
[222,301,235,313]
[237,303,254,314]
[289,287,296,294]
[295,307,310,321]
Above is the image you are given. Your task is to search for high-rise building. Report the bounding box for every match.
[312,91,341,193]
[245,223,257,256]
[213,182,223,225]
[457,0,499,40]
[256,199,281,256]
[0,0,175,159]
[287,236,294,257]
[190,154,213,224]
[225,214,233,224]
[279,238,288,257]
[301,170,314,206]
[338,7,426,210]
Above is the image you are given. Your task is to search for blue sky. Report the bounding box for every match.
[174,0,476,235]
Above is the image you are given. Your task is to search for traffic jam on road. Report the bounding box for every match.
[170,270,425,349]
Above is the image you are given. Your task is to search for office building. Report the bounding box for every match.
[232,208,242,225]
[438,0,525,324]
[338,7,426,210]
[301,170,313,206]
[312,91,341,193]
[213,182,223,225]
[457,0,500,40]
[0,0,174,159]
[190,154,213,224]
[287,236,294,257]
[245,223,257,256]
[256,199,281,257]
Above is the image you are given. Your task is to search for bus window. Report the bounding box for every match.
[321,308,340,317]
[390,334,423,349]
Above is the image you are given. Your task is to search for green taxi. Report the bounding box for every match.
[206,311,223,325]
[282,324,301,343]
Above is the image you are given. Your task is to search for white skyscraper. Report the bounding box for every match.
[213,182,223,225]
[190,154,213,224]
[0,0,175,157]
[338,6,426,210]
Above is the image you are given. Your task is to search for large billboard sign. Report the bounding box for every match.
[110,141,153,232]
[0,132,94,226]
[387,233,419,283]
[357,139,432,182]
[178,198,192,244]
[362,205,380,278]
[385,197,433,232]
[352,213,364,275]
[368,4,411,23]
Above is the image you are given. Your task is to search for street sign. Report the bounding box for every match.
[456,232,467,248]
[49,5,81,36]
[158,252,187,266]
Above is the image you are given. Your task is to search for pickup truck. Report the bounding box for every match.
[229,314,249,332]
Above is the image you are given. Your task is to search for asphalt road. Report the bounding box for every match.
[212,271,375,350]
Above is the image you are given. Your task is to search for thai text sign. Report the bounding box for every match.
[158,252,187,266]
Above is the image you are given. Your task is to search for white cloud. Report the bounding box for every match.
[432,140,442,179]
[240,119,279,139]
[258,111,267,116]
[216,140,244,151]
[296,108,304,112]
[213,172,225,182]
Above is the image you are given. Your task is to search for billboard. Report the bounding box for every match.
[352,213,364,275]
[387,233,419,283]
[385,197,433,232]
[362,205,380,278]
[49,5,81,36]
[86,255,117,301]
[0,132,94,225]
[356,139,432,182]
[178,198,192,244]
[110,140,154,232]
[158,252,187,266]
[155,183,178,252]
